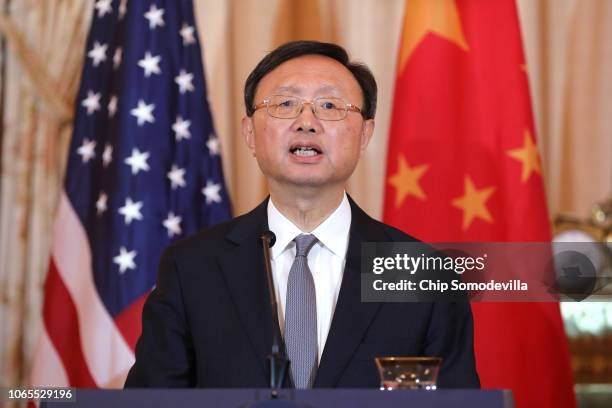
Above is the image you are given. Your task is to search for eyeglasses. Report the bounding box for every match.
[253,95,362,121]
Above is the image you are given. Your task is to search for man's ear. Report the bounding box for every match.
[242,116,256,156]
[360,119,375,153]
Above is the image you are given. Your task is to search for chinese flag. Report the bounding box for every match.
[383,1,575,407]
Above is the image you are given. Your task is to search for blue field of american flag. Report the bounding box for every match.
[30,0,231,388]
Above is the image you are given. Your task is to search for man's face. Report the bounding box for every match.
[242,55,374,191]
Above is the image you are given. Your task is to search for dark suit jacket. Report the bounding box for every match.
[125,196,480,388]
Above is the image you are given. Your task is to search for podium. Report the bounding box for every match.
[42,389,514,407]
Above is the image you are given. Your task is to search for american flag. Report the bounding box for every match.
[30,0,231,388]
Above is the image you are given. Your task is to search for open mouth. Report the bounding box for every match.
[290,144,322,157]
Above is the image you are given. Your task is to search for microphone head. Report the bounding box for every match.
[261,231,276,248]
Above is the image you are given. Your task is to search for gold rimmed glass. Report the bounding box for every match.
[375,356,442,390]
[253,95,362,121]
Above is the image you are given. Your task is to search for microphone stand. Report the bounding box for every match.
[260,231,289,398]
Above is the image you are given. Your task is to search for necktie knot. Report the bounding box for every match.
[294,234,318,257]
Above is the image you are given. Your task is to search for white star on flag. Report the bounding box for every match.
[138,51,162,77]
[163,212,182,237]
[94,0,113,18]
[118,197,143,225]
[113,47,122,69]
[81,90,101,115]
[167,165,186,189]
[206,135,220,155]
[108,95,118,117]
[202,180,222,204]
[130,99,155,126]
[144,4,165,29]
[175,70,194,93]
[88,41,108,67]
[180,23,196,45]
[96,192,108,215]
[102,144,113,167]
[172,116,191,141]
[77,139,96,163]
[113,246,137,274]
[124,148,151,175]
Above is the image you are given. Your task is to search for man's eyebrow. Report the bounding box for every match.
[274,85,301,94]
[272,84,341,95]
[317,85,340,94]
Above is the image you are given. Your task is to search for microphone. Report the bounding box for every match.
[260,231,289,396]
[261,230,276,248]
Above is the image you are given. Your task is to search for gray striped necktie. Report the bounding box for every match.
[285,233,319,388]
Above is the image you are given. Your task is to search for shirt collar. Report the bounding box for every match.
[267,192,352,260]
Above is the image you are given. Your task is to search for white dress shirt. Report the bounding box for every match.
[267,193,351,362]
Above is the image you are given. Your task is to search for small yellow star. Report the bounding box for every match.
[507,129,542,182]
[398,0,469,73]
[451,176,496,231]
[388,154,429,208]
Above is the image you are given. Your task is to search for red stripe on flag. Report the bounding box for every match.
[114,292,148,351]
[43,258,97,387]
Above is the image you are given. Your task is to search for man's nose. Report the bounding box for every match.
[294,102,320,133]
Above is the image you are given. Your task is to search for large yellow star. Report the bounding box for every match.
[507,129,542,182]
[398,0,469,73]
[388,154,429,208]
[451,176,496,231]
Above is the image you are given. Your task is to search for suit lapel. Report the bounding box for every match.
[216,198,284,383]
[217,196,386,388]
[314,197,387,387]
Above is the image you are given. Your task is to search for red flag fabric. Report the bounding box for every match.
[383,1,575,407]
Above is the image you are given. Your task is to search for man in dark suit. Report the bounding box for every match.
[125,40,479,389]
